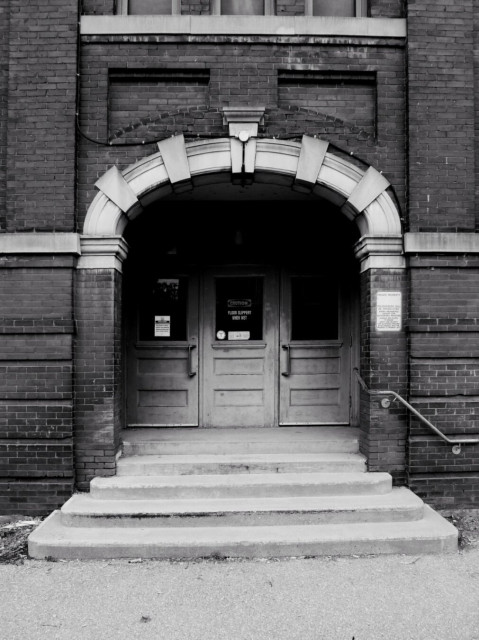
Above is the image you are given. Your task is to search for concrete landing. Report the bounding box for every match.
[122,427,360,455]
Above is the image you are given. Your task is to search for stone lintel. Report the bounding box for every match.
[81,16,407,39]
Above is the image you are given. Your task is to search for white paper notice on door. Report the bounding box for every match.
[154,315,171,337]
[228,331,250,341]
[376,292,401,331]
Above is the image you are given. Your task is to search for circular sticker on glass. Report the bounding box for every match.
[216,330,226,340]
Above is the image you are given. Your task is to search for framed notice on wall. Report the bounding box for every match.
[376,291,402,332]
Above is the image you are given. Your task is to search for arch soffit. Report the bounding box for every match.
[82,135,404,268]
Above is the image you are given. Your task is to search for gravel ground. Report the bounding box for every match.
[0,510,479,640]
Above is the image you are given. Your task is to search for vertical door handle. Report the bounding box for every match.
[187,344,197,377]
[281,344,291,377]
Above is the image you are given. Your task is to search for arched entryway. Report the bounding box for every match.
[74,135,406,488]
[122,192,360,429]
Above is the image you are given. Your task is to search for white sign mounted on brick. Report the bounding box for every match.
[376,291,402,332]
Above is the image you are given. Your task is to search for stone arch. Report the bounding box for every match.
[80,135,404,271]
[75,134,407,485]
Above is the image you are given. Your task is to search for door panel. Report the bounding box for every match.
[127,273,199,426]
[279,272,351,425]
[202,269,278,427]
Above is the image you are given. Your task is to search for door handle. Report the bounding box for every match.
[187,344,197,377]
[281,344,291,377]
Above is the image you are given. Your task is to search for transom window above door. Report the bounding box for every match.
[212,0,367,15]
[117,0,368,16]
[117,0,180,14]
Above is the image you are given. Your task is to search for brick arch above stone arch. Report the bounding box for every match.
[80,134,405,272]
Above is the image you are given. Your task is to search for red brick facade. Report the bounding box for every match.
[0,0,478,513]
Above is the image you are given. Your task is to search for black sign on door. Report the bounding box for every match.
[215,277,263,341]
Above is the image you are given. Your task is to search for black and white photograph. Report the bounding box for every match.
[1,1,479,638]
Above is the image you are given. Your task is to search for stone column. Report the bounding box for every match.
[74,236,128,490]
[354,236,408,484]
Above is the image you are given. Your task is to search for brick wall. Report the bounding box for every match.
[108,69,211,142]
[0,257,75,515]
[407,0,475,232]
[278,71,377,138]
[405,0,479,507]
[77,38,406,225]
[408,254,479,507]
[6,0,77,231]
[74,269,123,490]
[0,0,9,231]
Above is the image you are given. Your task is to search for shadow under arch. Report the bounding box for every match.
[81,135,404,271]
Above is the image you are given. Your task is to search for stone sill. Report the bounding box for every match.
[81,15,406,38]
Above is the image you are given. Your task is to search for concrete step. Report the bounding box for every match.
[60,488,425,528]
[116,453,367,476]
[28,505,458,560]
[91,471,392,500]
[122,427,360,456]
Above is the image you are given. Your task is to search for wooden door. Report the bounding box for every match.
[127,272,199,426]
[202,268,278,427]
[279,271,351,425]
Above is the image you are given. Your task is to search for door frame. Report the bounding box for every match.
[200,265,279,428]
[125,262,360,428]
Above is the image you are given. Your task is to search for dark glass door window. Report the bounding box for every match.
[129,0,172,14]
[291,276,339,340]
[221,0,265,15]
[313,0,355,16]
[139,277,188,341]
[215,277,263,341]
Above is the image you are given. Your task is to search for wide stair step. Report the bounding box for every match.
[116,453,367,475]
[90,471,393,499]
[60,488,424,527]
[28,427,458,560]
[29,507,457,560]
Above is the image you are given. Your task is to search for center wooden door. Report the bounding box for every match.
[201,267,278,427]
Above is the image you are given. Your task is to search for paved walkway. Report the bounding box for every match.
[2,548,479,640]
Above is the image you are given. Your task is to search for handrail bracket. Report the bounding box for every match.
[353,368,479,455]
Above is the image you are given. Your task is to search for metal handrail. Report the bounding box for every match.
[353,368,479,454]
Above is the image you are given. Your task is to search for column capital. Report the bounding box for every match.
[354,235,405,272]
[78,236,129,272]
